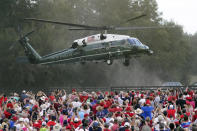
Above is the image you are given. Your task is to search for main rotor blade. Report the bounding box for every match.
[68,26,171,31]
[9,42,17,50]
[126,14,146,22]
[116,14,146,26]
[68,28,106,31]
[24,18,98,29]
[114,26,172,31]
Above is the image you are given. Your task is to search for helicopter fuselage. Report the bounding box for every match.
[19,34,153,66]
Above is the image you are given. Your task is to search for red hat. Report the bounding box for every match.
[186,97,192,100]
[174,121,179,125]
[186,112,190,116]
[100,102,104,106]
[66,125,72,129]
[141,94,144,98]
[186,101,190,105]
[105,92,108,95]
[33,122,41,128]
[72,89,76,92]
[146,100,151,105]
[172,96,176,101]
[84,114,89,117]
[102,118,106,122]
[125,106,132,111]
[180,114,184,119]
[33,105,38,109]
[12,116,18,121]
[104,104,108,108]
[96,92,100,95]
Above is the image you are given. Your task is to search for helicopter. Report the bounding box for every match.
[13,14,155,66]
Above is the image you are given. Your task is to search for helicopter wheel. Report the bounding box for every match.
[106,59,113,65]
[123,58,130,66]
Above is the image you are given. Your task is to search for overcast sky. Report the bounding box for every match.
[156,0,197,34]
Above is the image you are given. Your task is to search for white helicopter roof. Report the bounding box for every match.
[73,34,130,46]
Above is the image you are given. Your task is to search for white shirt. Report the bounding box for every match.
[155,96,160,105]
[53,123,62,131]
[72,101,82,108]
[118,97,123,105]
[75,127,88,131]
[139,98,146,105]
[15,123,26,131]
[81,108,90,114]
[62,95,67,101]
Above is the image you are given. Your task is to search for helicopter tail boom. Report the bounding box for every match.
[19,36,41,64]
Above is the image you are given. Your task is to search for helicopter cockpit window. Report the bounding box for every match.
[128,39,136,45]
[134,39,143,46]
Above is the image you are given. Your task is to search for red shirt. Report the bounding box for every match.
[79,95,88,102]
[7,103,13,108]
[168,96,173,101]
[47,121,56,126]
[188,91,193,97]
[49,96,55,101]
[0,97,3,106]
[192,114,197,122]
[167,109,176,118]
[104,129,111,131]
[70,121,82,129]
[4,110,11,118]
[33,122,42,129]
[108,107,122,113]
[111,124,119,131]
[92,104,99,114]
[125,112,135,117]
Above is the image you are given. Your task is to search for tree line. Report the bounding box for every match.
[0,0,197,91]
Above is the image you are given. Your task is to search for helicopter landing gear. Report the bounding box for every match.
[106,59,113,65]
[123,58,130,66]
[80,61,86,65]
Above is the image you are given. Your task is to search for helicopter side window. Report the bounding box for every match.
[111,40,125,46]
[111,41,117,46]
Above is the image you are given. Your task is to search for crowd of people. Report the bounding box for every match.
[0,88,197,131]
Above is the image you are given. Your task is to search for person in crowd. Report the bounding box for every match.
[0,88,197,131]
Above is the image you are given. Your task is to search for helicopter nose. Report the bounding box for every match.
[144,45,153,55]
[144,45,149,50]
[148,50,154,55]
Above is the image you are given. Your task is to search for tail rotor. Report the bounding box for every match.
[9,25,34,50]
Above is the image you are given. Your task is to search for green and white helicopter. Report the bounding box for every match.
[13,14,155,66]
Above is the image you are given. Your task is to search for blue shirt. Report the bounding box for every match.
[96,111,105,118]
[141,106,154,120]
[9,120,15,129]
[89,126,102,131]
[181,122,191,128]
[78,111,85,120]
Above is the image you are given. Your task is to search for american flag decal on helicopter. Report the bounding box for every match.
[87,36,95,42]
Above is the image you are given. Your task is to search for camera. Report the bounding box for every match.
[50,125,53,130]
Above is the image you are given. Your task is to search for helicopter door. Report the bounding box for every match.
[105,42,111,51]
[104,42,112,60]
